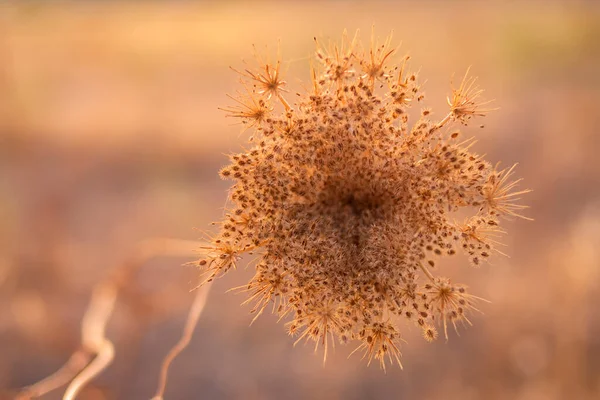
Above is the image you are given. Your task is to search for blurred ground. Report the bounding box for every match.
[1,1,600,399]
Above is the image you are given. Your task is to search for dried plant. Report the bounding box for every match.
[16,239,206,399]
[198,30,530,371]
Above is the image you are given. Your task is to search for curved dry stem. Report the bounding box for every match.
[152,282,213,400]
[63,282,117,400]
[15,350,92,400]
[63,343,114,400]
[16,238,202,400]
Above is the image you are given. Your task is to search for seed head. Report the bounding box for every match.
[198,31,530,370]
[448,66,497,124]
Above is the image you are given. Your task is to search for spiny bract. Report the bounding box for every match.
[198,31,530,371]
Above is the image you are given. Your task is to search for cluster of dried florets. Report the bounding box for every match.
[198,31,530,370]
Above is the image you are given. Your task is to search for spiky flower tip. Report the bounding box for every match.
[199,30,530,370]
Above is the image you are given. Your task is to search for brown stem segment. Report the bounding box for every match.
[418,262,436,283]
[152,282,213,400]
[16,238,202,400]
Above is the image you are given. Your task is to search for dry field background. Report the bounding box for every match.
[1,1,600,399]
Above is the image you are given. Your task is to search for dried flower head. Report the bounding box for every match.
[198,31,530,370]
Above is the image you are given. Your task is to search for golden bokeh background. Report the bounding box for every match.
[1,1,599,399]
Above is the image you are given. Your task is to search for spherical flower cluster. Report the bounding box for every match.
[198,31,530,370]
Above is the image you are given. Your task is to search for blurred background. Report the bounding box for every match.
[1,1,599,399]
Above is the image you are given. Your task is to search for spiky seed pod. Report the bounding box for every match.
[198,30,530,370]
